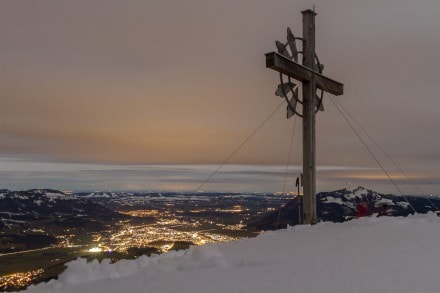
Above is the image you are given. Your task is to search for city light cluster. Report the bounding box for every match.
[1,207,253,291]
[0,269,44,290]
[98,217,239,252]
[118,210,159,217]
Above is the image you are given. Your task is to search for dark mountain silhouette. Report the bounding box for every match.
[0,189,124,229]
[246,186,440,231]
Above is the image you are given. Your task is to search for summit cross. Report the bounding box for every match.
[265,9,343,224]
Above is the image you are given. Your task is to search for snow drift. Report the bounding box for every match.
[25,213,440,293]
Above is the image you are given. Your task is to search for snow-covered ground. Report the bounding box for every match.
[25,213,440,293]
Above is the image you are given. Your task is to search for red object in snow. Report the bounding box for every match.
[356,202,369,218]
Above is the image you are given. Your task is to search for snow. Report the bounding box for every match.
[0,212,24,216]
[374,198,395,207]
[25,213,440,293]
[323,196,347,206]
[43,192,73,200]
[397,201,411,208]
[33,200,43,206]
[86,192,113,198]
[345,186,377,200]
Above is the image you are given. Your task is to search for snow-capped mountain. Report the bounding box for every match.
[246,186,440,231]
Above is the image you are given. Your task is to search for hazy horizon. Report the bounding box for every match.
[0,159,437,196]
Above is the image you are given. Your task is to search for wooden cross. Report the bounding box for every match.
[265,10,343,224]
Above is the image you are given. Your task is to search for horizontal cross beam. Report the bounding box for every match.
[265,52,344,96]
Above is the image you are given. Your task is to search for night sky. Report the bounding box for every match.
[1,0,439,194]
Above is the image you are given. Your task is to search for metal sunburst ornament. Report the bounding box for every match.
[274,27,325,119]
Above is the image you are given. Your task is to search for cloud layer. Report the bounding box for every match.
[1,0,439,192]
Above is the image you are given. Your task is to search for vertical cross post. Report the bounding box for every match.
[302,9,317,224]
[265,9,343,226]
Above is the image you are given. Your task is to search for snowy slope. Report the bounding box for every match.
[25,213,440,293]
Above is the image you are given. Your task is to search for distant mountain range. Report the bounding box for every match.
[1,187,439,232]
[0,189,285,231]
[0,189,124,230]
[246,186,440,231]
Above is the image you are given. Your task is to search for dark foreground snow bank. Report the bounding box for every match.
[25,213,440,293]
